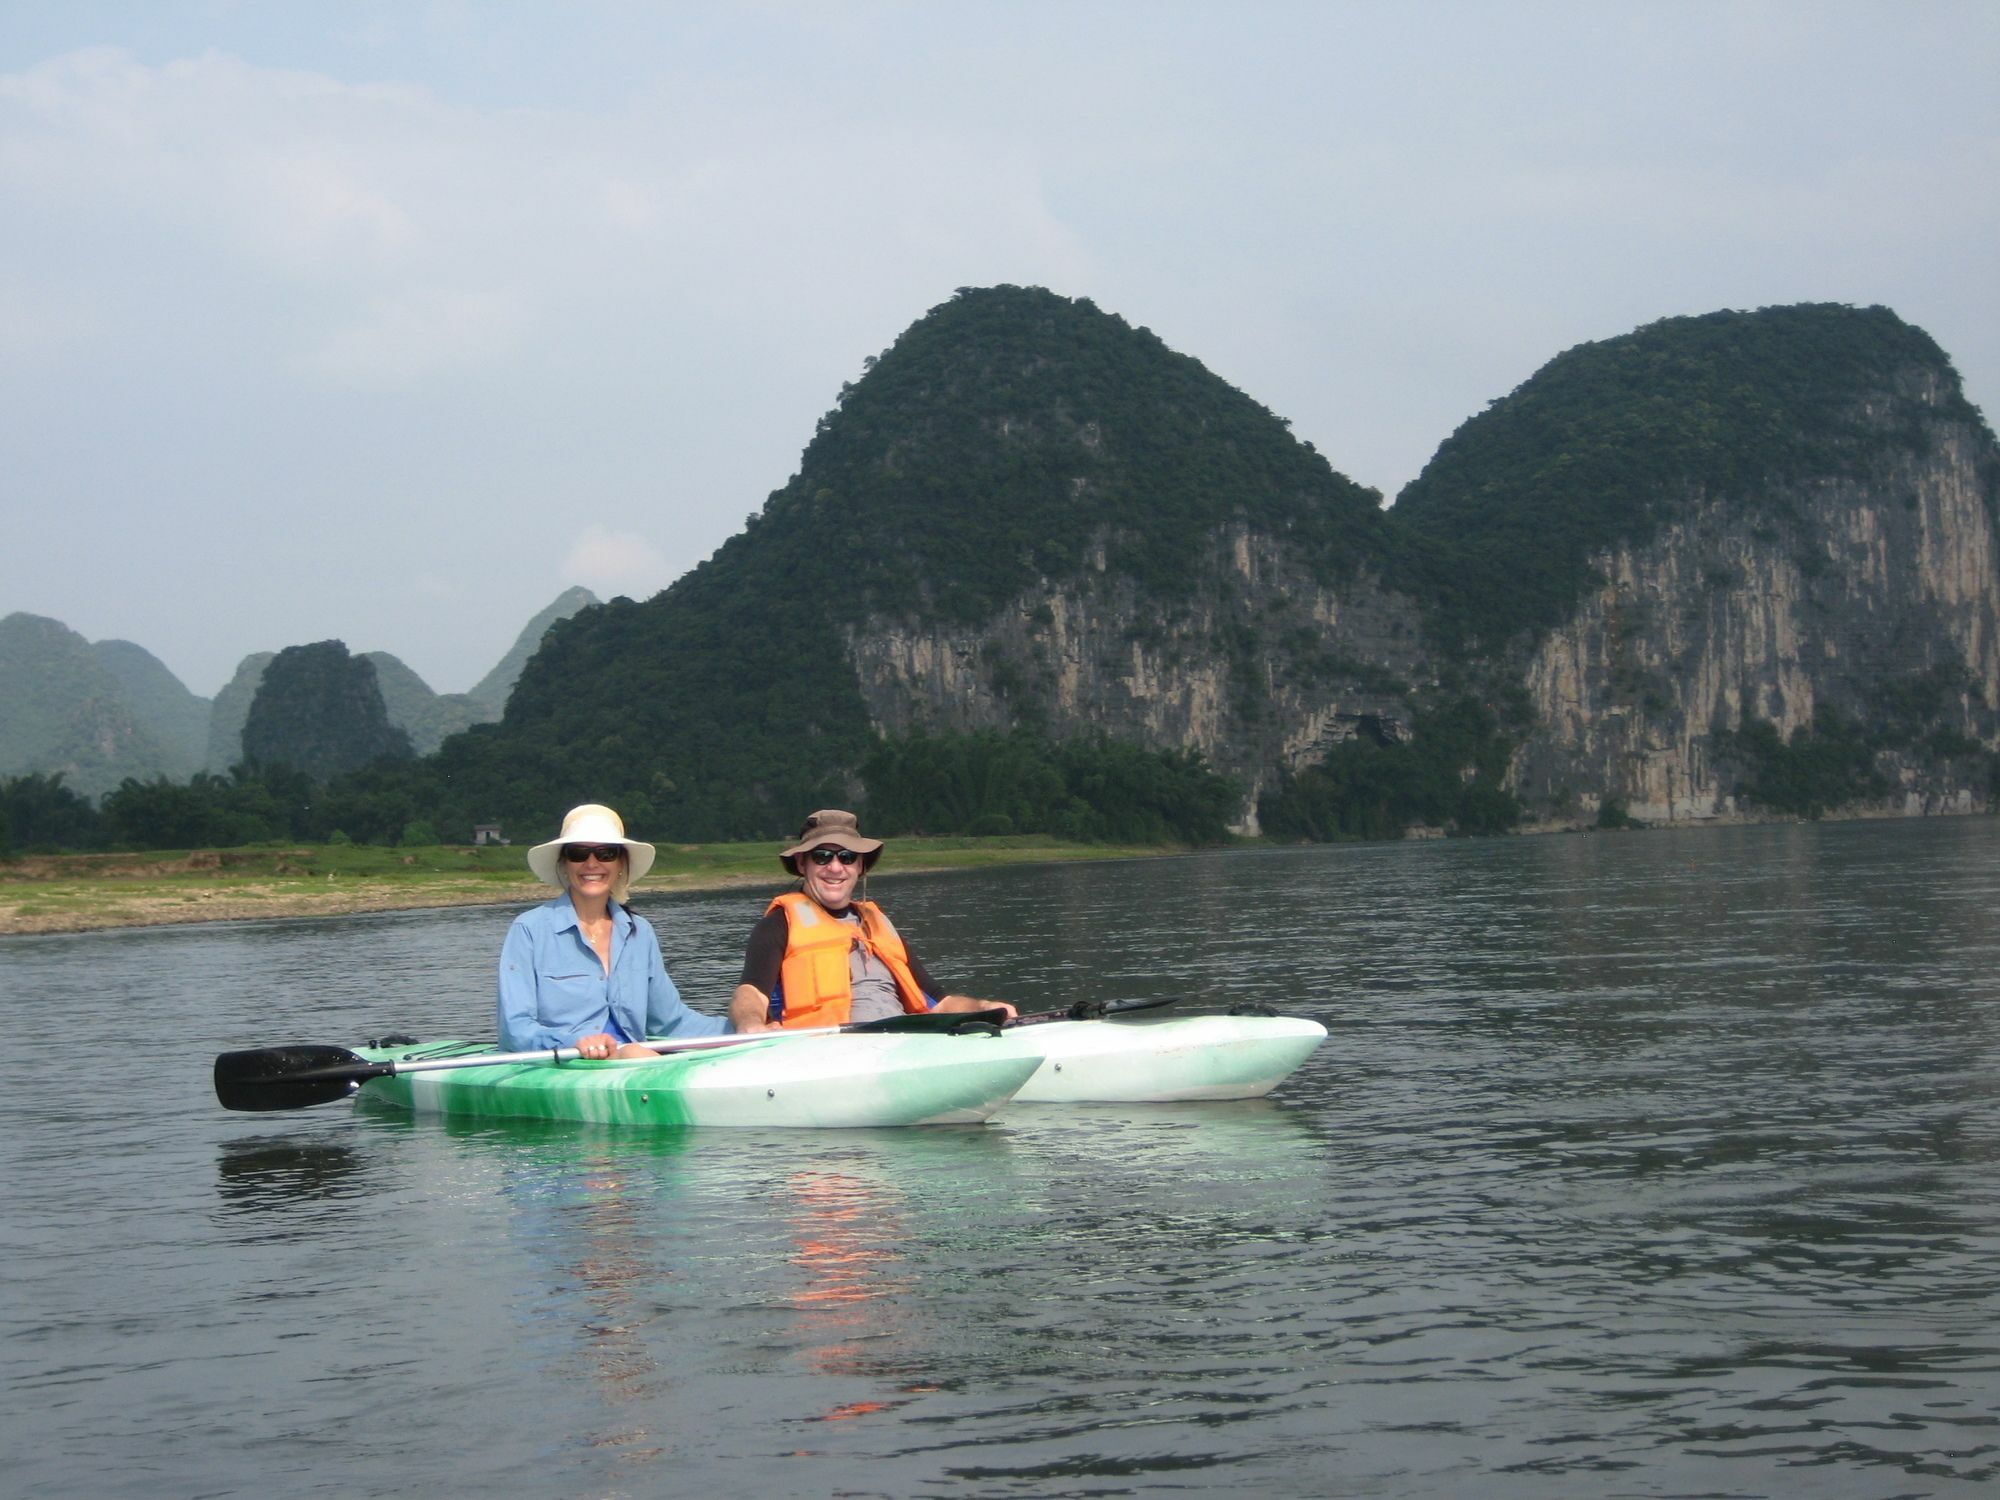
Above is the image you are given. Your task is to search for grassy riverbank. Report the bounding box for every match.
[0,836,1178,936]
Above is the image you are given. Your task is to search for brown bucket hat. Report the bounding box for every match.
[778,809,884,875]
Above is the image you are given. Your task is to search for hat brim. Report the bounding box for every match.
[779,828,883,876]
[527,837,657,887]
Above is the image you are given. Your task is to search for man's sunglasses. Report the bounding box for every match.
[808,848,862,866]
[563,844,625,863]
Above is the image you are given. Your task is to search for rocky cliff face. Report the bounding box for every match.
[846,312,2000,834]
[849,527,1430,830]
[1515,393,1999,822]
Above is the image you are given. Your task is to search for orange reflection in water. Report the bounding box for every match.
[778,1167,925,1426]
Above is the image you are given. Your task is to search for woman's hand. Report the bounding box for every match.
[573,1032,621,1059]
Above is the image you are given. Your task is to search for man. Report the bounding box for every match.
[728,809,1017,1031]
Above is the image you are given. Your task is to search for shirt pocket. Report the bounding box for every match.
[536,969,603,1024]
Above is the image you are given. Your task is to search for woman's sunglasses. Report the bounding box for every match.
[563,844,625,863]
[808,848,861,866]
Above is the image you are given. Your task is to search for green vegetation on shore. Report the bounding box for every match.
[0,833,1179,936]
[1,723,1241,858]
[1256,695,1525,840]
[1709,663,2000,819]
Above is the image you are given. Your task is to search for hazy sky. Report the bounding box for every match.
[3,1,1995,697]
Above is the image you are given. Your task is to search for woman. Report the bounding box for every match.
[727,809,1017,1031]
[498,803,732,1057]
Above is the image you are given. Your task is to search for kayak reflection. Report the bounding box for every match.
[490,1131,704,1485]
[565,1156,668,1479]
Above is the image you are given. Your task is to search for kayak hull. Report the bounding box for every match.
[350,1034,1040,1128]
[1005,1014,1327,1102]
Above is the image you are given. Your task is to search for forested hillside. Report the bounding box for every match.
[207,588,600,766]
[765,283,1391,621]
[464,586,600,711]
[1391,305,1994,649]
[92,639,209,775]
[1395,304,2000,824]
[0,614,201,798]
[242,642,411,779]
[365,585,607,757]
[435,285,1384,841]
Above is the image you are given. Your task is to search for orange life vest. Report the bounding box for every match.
[767,890,932,1029]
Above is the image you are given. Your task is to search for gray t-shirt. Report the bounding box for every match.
[839,909,906,1023]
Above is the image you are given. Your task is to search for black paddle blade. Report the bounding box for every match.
[1104,996,1179,1017]
[214,1045,376,1112]
[852,1009,1012,1035]
[1010,995,1181,1028]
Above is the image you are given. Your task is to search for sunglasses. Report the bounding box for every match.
[562,844,625,863]
[807,848,861,866]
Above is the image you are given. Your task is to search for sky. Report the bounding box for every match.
[2,1,1995,698]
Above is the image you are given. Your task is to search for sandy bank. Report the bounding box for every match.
[0,842,1162,937]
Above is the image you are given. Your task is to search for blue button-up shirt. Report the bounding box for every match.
[496,893,731,1052]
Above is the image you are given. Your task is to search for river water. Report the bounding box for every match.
[3,817,1997,1497]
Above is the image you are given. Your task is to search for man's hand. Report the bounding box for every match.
[936,995,1017,1021]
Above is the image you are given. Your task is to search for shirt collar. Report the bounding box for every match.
[554,890,629,934]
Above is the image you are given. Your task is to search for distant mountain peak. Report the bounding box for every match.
[0,612,206,795]
[466,586,599,709]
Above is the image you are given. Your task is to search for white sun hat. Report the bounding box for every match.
[526,803,658,886]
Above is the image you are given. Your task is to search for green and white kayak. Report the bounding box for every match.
[346,1032,1040,1128]
[1002,1013,1327,1102]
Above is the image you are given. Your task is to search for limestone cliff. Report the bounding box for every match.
[484,284,1404,840]
[1515,409,1999,822]
[845,301,2000,832]
[1393,306,2000,826]
[848,528,1427,827]
[393,292,2000,842]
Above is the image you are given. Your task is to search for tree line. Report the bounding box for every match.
[0,763,435,855]
[0,727,1244,856]
[1255,697,1524,840]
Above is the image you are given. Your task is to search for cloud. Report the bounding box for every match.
[300,285,531,387]
[0,42,1093,401]
[1,6,1994,697]
[559,524,671,602]
[0,38,1100,690]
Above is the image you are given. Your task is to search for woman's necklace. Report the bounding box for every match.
[576,900,614,974]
